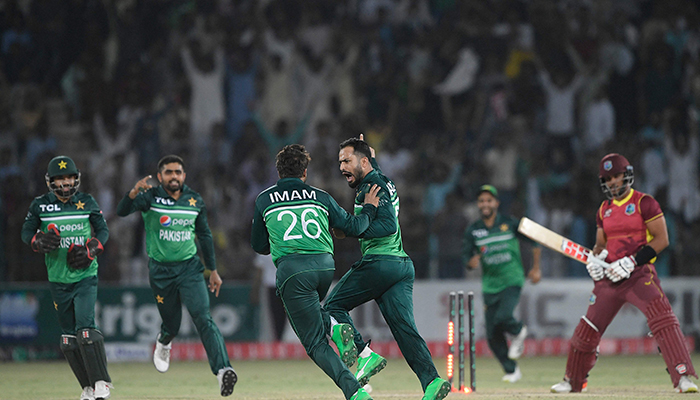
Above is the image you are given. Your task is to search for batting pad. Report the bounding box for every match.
[645,297,698,386]
[77,329,111,384]
[566,318,601,392]
[60,334,91,388]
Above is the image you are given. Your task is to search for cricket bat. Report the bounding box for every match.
[517,217,610,269]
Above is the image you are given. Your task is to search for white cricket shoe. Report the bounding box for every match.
[676,376,699,393]
[80,386,95,400]
[508,325,527,360]
[153,334,172,373]
[551,379,587,393]
[502,366,522,383]
[93,381,113,400]
[217,367,237,397]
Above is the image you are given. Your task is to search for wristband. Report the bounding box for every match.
[634,245,657,266]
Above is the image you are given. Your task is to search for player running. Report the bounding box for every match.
[551,153,698,393]
[117,155,236,397]
[21,156,112,400]
[323,136,451,400]
[251,144,380,400]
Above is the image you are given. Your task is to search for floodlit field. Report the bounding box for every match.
[1,354,698,399]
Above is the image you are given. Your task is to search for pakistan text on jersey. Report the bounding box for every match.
[483,253,513,265]
[268,189,317,204]
[159,230,193,242]
[60,236,86,248]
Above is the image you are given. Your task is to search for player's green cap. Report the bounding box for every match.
[478,184,498,199]
[47,156,79,178]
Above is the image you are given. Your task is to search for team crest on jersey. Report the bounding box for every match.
[500,224,508,232]
[589,294,596,305]
[604,209,612,218]
[625,204,635,215]
[160,215,172,227]
[603,160,613,171]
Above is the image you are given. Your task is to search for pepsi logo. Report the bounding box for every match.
[160,215,172,227]
[47,223,58,232]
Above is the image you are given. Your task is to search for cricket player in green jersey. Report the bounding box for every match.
[324,136,451,400]
[251,144,380,400]
[462,184,541,383]
[116,155,236,397]
[21,156,112,400]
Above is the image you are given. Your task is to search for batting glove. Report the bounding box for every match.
[31,226,61,253]
[585,249,608,281]
[605,256,636,283]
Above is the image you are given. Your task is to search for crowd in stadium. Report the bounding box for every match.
[1,0,699,283]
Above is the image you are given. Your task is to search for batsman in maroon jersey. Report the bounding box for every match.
[551,153,698,394]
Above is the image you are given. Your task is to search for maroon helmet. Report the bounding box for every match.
[599,153,634,199]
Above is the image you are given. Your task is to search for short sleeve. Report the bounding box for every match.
[639,195,663,224]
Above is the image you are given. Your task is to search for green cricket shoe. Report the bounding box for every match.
[350,387,373,400]
[355,351,387,386]
[331,323,357,367]
[421,377,451,400]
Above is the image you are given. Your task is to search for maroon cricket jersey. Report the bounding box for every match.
[596,189,663,263]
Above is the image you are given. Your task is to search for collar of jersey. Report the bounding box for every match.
[46,191,80,204]
[481,212,502,230]
[156,184,190,199]
[277,177,304,185]
[612,189,634,207]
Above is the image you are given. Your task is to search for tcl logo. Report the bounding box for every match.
[39,204,61,212]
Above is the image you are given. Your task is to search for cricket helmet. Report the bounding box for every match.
[598,153,633,199]
[45,156,81,197]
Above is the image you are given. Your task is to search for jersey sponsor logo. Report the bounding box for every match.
[625,204,635,215]
[604,209,612,218]
[155,197,175,205]
[47,223,58,232]
[159,229,192,242]
[268,189,317,204]
[676,364,688,374]
[160,215,172,227]
[50,222,87,233]
[480,246,488,254]
[473,229,489,238]
[603,160,613,171]
[39,204,62,212]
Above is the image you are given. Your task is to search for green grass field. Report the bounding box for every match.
[1,354,698,399]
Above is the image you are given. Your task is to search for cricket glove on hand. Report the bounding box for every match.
[585,249,608,281]
[31,226,61,253]
[67,238,103,270]
[605,256,636,283]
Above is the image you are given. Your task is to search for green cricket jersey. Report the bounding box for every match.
[251,177,377,264]
[462,214,529,294]
[352,158,408,258]
[21,192,109,283]
[116,185,216,268]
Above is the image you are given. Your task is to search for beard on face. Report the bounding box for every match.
[343,165,363,188]
[480,206,495,219]
[166,179,182,192]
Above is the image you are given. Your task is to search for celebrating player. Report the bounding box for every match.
[21,156,112,400]
[551,153,698,393]
[116,155,236,397]
[251,144,380,400]
[323,136,451,400]
[462,184,541,383]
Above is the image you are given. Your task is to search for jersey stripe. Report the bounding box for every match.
[264,204,329,218]
[475,233,515,246]
[150,207,199,216]
[41,214,90,221]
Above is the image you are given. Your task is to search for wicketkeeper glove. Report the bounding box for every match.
[605,256,635,283]
[31,226,61,253]
[585,249,608,281]
[67,238,104,270]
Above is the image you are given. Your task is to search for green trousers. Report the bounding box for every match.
[323,255,439,391]
[483,285,523,374]
[49,275,99,334]
[276,253,361,400]
[149,256,231,375]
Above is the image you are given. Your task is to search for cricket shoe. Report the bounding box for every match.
[502,366,522,383]
[355,350,387,386]
[93,381,113,400]
[217,367,237,397]
[350,387,373,400]
[551,379,587,393]
[331,323,357,367]
[675,375,699,393]
[508,325,527,360]
[421,377,451,400]
[80,386,95,400]
[153,334,171,373]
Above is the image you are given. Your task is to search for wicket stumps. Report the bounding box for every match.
[447,291,475,393]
